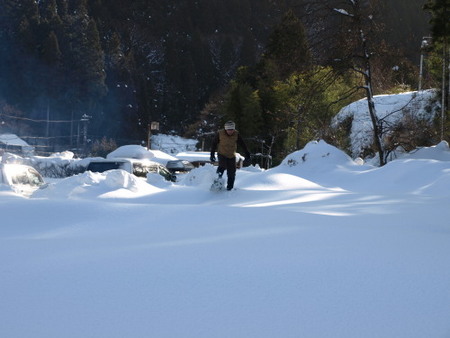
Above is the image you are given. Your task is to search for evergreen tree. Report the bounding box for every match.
[55,0,68,17]
[83,18,107,100]
[40,0,61,26]
[262,9,311,80]
[0,0,437,153]
[223,80,263,137]
[424,0,450,43]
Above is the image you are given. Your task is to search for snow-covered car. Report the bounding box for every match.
[165,160,195,173]
[0,163,46,196]
[86,158,176,182]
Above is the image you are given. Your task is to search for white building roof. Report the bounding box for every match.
[0,133,30,147]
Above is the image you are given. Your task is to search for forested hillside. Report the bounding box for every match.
[0,0,431,156]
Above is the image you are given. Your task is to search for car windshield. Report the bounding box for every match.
[11,171,29,185]
[132,162,158,177]
[6,165,44,187]
[27,168,45,186]
[87,162,123,173]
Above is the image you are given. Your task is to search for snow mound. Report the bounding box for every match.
[146,172,173,188]
[277,140,364,174]
[33,170,162,199]
[241,172,325,191]
[343,159,450,195]
[266,140,450,196]
[179,164,218,189]
[415,168,450,195]
[400,141,450,161]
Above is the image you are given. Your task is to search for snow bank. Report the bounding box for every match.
[178,163,219,189]
[278,140,362,171]
[34,170,162,199]
[399,140,450,161]
[30,140,450,198]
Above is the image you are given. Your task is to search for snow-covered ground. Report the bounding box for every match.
[1,140,450,338]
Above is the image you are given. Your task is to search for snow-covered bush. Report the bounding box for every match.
[27,152,91,178]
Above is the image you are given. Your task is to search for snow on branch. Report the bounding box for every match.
[333,8,354,17]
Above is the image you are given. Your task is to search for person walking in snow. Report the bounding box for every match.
[210,120,251,191]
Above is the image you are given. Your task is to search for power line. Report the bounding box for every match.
[0,113,74,123]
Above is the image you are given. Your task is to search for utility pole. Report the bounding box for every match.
[70,110,74,148]
[419,37,432,91]
[46,100,50,152]
[81,114,92,155]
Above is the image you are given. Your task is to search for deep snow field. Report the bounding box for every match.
[1,140,450,338]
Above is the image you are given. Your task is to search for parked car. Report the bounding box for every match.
[86,158,177,182]
[0,163,46,196]
[165,160,195,173]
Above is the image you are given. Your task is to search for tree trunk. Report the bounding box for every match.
[361,33,385,165]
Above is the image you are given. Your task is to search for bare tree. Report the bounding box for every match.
[333,0,385,165]
[299,0,386,164]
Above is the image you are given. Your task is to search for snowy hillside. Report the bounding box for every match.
[333,89,439,158]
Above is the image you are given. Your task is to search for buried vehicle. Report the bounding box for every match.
[165,159,195,173]
[86,158,177,182]
[0,163,47,196]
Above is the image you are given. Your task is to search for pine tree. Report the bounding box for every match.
[424,0,450,43]
[40,0,61,25]
[262,10,311,80]
[84,18,107,99]
[55,0,68,17]
[224,80,263,137]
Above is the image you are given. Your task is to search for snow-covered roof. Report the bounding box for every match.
[0,133,31,147]
[107,145,153,160]
[106,144,175,163]
[148,150,178,164]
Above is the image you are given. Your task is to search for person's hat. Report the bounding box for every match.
[224,121,236,130]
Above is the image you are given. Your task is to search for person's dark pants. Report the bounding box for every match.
[217,154,236,190]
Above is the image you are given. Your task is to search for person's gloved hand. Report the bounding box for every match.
[210,154,216,163]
